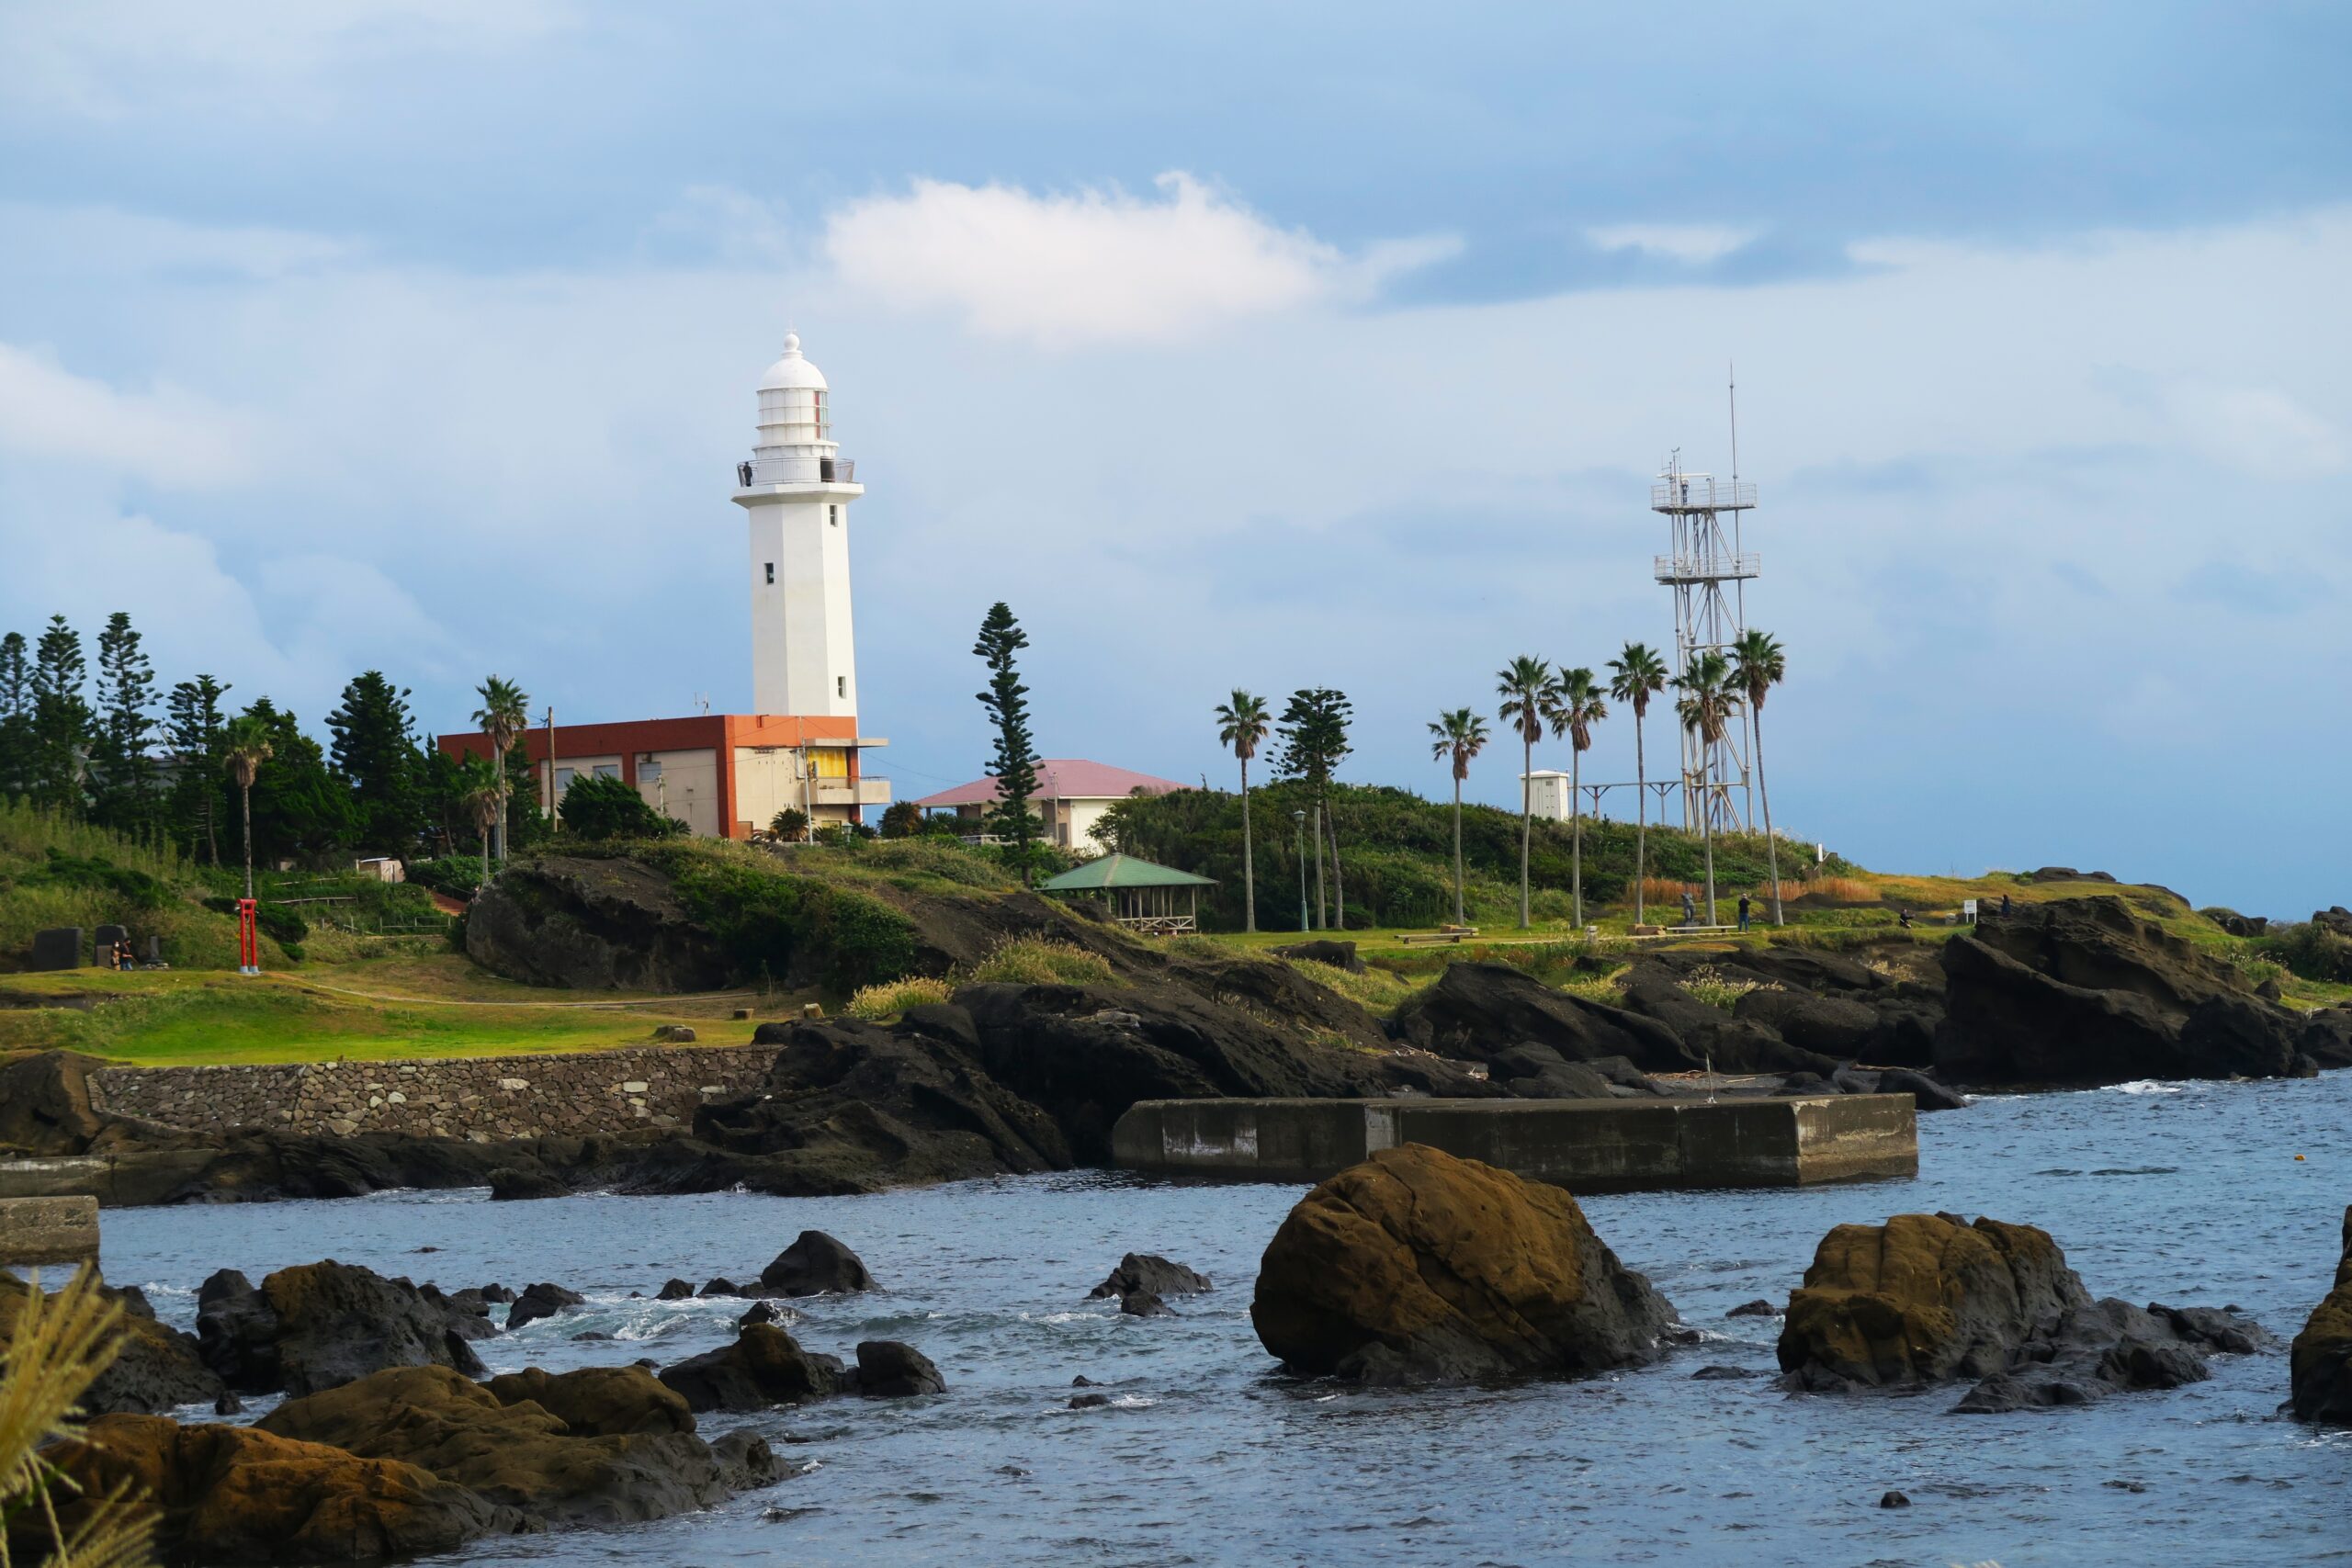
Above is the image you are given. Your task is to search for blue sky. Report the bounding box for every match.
[2,2,2347,914]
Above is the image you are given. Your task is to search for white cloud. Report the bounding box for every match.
[2160,380,2346,478]
[824,173,1448,347]
[1586,224,1758,264]
[0,203,356,281]
[0,344,256,486]
[0,0,575,117]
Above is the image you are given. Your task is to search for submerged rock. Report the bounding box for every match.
[658,1324,845,1413]
[852,1340,945,1397]
[1250,1144,1675,1384]
[1088,1253,1212,1300]
[1777,1213,2267,1411]
[506,1281,586,1330]
[656,1278,696,1301]
[2290,1204,2352,1424]
[0,1274,224,1415]
[487,1166,568,1201]
[759,1231,875,1297]
[1119,1291,1173,1318]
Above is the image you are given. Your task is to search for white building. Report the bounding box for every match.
[916,761,1187,852]
[1521,769,1574,821]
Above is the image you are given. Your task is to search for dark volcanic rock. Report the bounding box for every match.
[954,977,1397,1161]
[1726,1299,1779,1319]
[1935,897,2310,1086]
[1,1276,225,1414]
[1089,1253,1212,1300]
[759,1231,875,1296]
[1251,1144,1674,1383]
[1732,987,1881,1058]
[466,855,733,990]
[481,1365,695,1435]
[1875,1067,1968,1112]
[852,1339,945,1397]
[1069,1392,1112,1409]
[487,1166,568,1201]
[1119,1291,1173,1318]
[506,1281,586,1330]
[656,1278,696,1301]
[197,1260,488,1399]
[1777,1213,2266,1412]
[738,1301,780,1327]
[1389,962,1697,1073]
[35,1413,517,1562]
[0,1049,107,1155]
[1489,1043,1657,1100]
[695,1010,1071,1191]
[1270,939,1366,974]
[658,1324,844,1412]
[1617,967,1839,1077]
[2290,1204,2352,1424]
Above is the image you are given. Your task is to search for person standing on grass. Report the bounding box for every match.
[1737,893,1752,933]
[1681,888,1696,927]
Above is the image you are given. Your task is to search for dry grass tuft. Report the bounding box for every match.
[966,939,1115,987]
[0,1267,159,1568]
[1679,964,1779,1010]
[844,976,955,1021]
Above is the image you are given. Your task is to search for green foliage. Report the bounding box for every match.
[326,671,425,855]
[1093,780,1794,931]
[0,800,255,968]
[17,848,171,909]
[771,807,809,840]
[967,938,1114,987]
[404,856,487,897]
[2259,921,2352,985]
[972,602,1041,867]
[90,610,161,835]
[205,897,310,949]
[654,841,920,990]
[876,800,922,839]
[845,975,954,1020]
[559,773,678,842]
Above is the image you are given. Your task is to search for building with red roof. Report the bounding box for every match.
[914,760,1187,852]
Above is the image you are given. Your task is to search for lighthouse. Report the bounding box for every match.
[733,332,863,718]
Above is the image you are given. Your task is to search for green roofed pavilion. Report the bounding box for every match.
[1037,854,1216,934]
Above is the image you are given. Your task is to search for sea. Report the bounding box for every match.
[97,1072,2352,1567]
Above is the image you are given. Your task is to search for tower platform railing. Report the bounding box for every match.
[738,456,856,487]
[1650,478,1758,513]
[1654,551,1760,582]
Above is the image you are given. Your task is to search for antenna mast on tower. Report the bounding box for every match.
[1651,378,1759,836]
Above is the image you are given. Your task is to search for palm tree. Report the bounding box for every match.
[464,778,504,877]
[1215,690,1272,932]
[1427,707,1489,926]
[1731,629,1790,927]
[1496,655,1555,930]
[471,676,529,869]
[1550,667,1607,931]
[1608,642,1668,929]
[220,716,273,903]
[1673,651,1740,925]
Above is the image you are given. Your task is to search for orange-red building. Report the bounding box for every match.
[440,713,888,840]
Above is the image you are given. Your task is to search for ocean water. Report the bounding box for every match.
[98,1074,2352,1567]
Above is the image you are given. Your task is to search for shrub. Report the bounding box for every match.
[657,843,919,991]
[561,774,680,842]
[845,976,954,1020]
[2260,922,2352,985]
[877,800,922,839]
[405,856,487,897]
[771,807,809,840]
[967,938,1114,987]
[1679,964,1777,1010]
[1277,957,1427,1016]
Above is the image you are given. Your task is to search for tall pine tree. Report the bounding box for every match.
[164,675,232,863]
[1276,688,1354,929]
[91,611,160,833]
[233,699,350,869]
[29,615,94,812]
[0,631,30,801]
[972,602,1042,883]
[326,671,424,856]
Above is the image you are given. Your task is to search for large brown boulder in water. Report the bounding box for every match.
[0,1049,108,1155]
[1779,1213,2268,1411]
[31,1414,516,1562]
[260,1364,777,1525]
[198,1260,488,1398]
[1250,1144,1675,1383]
[2290,1205,2352,1423]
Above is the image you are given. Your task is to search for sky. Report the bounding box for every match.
[2,1,2347,916]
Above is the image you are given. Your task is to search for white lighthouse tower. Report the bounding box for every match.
[732,333,863,718]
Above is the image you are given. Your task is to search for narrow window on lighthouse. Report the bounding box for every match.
[837,676,846,698]
[764,562,775,584]
[829,505,840,527]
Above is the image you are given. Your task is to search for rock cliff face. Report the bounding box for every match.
[465,856,733,991]
[2290,1204,2352,1424]
[1777,1212,2267,1411]
[1250,1144,1675,1383]
[1936,897,2316,1085]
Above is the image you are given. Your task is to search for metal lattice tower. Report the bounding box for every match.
[1651,452,1758,833]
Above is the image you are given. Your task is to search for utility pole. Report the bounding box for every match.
[544,706,557,828]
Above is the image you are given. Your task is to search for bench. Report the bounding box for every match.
[1396,928,1480,946]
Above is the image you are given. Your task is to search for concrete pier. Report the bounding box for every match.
[0,1194,100,1265]
[1111,1094,1917,1192]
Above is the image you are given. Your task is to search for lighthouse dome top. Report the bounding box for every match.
[757,332,829,393]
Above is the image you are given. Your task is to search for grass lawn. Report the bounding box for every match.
[0,954,782,1067]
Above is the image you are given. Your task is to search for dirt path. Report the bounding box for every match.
[264,975,759,1011]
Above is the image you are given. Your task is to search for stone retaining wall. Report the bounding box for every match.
[90,1044,775,1142]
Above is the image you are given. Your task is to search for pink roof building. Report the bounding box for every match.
[914,759,1188,851]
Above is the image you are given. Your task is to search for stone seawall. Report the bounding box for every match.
[90,1045,774,1142]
